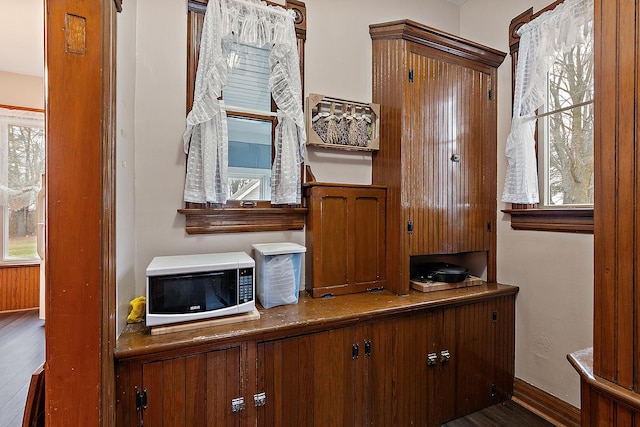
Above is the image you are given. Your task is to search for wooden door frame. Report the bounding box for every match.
[44,0,116,425]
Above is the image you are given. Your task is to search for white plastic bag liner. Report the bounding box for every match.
[252,242,305,308]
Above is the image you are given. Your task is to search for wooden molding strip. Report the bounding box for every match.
[513,378,581,427]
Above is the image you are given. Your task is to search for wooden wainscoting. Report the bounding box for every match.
[0,264,40,312]
[513,377,581,427]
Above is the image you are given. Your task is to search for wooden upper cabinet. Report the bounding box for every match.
[370,20,506,293]
[304,183,387,297]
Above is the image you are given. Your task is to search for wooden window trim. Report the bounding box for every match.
[179,0,307,234]
[503,1,594,234]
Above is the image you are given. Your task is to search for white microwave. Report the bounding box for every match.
[145,252,255,327]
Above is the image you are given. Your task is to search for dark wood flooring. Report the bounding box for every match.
[444,400,555,426]
[0,310,45,427]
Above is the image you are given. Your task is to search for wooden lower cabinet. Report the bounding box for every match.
[392,295,516,425]
[115,288,516,426]
[116,345,244,427]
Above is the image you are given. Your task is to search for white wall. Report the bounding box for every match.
[459,0,593,408]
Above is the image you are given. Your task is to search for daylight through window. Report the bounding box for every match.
[540,23,593,207]
[0,108,45,261]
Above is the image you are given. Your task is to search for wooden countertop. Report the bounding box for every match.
[115,283,518,361]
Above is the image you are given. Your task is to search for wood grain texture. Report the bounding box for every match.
[304,183,387,297]
[45,0,117,425]
[370,21,503,294]
[570,0,640,423]
[0,265,40,312]
[513,377,580,427]
[593,0,635,387]
[443,400,554,427]
[116,286,517,426]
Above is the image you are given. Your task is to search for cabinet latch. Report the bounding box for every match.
[352,343,359,360]
[440,349,451,363]
[135,387,147,412]
[407,220,413,235]
[231,397,245,413]
[427,352,438,366]
[254,392,267,407]
[364,340,372,357]
[409,69,414,83]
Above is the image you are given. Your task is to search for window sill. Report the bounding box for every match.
[502,208,593,234]
[178,207,307,234]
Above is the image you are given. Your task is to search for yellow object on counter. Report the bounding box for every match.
[127,296,146,324]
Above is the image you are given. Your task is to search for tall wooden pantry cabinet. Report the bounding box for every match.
[370,20,506,294]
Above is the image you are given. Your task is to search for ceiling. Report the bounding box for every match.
[0,0,44,77]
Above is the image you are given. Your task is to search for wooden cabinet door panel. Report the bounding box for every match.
[140,347,241,427]
[359,318,394,427]
[257,334,314,425]
[258,327,357,426]
[316,194,349,287]
[443,295,515,421]
[305,184,387,296]
[392,311,441,426]
[407,49,491,257]
[444,300,496,421]
[353,190,387,287]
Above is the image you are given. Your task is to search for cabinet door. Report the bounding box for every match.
[257,320,394,427]
[357,318,394,427]
[442,295,516,421]
[305,185,386,297]
[406,48,493,256]
[257,327,357,426]
[138,347,242,427]
[392,310,441,426]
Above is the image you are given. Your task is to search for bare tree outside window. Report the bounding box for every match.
[7,123,45,259]
[544,24,594,206]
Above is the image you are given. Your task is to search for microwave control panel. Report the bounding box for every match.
[238,268,254,303]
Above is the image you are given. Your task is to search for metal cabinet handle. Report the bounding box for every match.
[254,392,266,407]
[427,352,438,366]
[231,397,245,413]
[441,349,451,363]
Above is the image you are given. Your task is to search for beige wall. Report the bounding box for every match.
[0,70,43,109]
[459,0,593,408]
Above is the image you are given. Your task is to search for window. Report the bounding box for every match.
[504,0,594,233]
[0,107,45,261]
[539,24,593,207]
[180,0,308,234]
[225,42,275,202]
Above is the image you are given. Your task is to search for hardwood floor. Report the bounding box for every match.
[444,400,555,426]
[0,310,45,427]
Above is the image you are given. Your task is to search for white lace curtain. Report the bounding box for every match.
[183,0,305,205]
[502,0,593,204]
